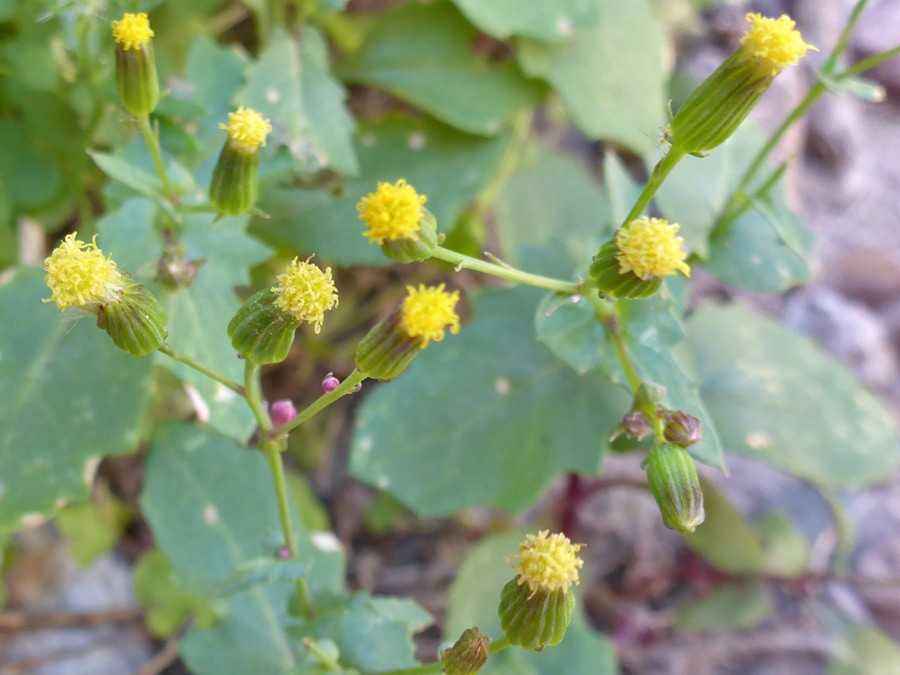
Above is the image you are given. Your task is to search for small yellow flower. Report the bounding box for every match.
[510,531,583,597]
[111,12,154,51]
[358,179,428,246]
[220,107,273,150]
[615,217,691,281]
[400,284,460,347]
[271,258,338,334]
[44,233,124,312]
[741,13,817,75]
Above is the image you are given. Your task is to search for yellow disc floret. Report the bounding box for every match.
[220,107,273,150]
[271,258,338,333]
[44,233,123,312]
[511,531,583,597]
[111,13,154,51]
[400,284,460,347]
[615,217,691,281]
[358,179,428,245]
[741,13,817,75]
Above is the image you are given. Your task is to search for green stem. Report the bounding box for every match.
[272,369,367,438]
[244,362,315,619]
[821,0,870,75]
[843,44,900,78]
[430,246,580,295]
[136,115,175,200]
[371,635,511,675]
[622,144,687,226]
[158,345,244,396]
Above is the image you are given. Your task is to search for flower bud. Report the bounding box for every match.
[111,13,159,118]
[228,258,338,365]
[441,627,490,675]
[646,445,705,534]
[670,13,816,154]
[44,233,168,357]
[356,284,460,381]
[321,373,340,393]
[590,217,689,299]
[209,108,272,216]
[98,281,168,357]
[270,400,297,429]
[358,179,438,263]
[662,411,703,448]
[498,531,582,651]
[615,411,650,441]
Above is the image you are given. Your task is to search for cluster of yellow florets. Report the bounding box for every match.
[358,179,428,245]
[400,284,460,347]
[272,258,339,333]
[44,233,123,312]
[741,13,817,75]
[220,107,273,149]
[511,531,583,597]
[615,217,691,281]
[111,12,154,51]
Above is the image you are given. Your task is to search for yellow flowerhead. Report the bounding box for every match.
[741,13,817,75]
[44,233,124,312]
[511,531,583,597]
[615,217,691,281]
[220,107,273,150]
[400,284,460,347]
[271,258,338,334]
[358,179,428,245]
[111,13,154,51]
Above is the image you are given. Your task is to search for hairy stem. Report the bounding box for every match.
[622,144,687,226]
[158,345,244,396]
[272,369,367,438]
[136,115,174,200]
[430,246,580,295]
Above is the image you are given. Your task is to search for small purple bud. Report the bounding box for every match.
[621,411,650,440]
[663,411,703,448]
[322,373,340,393]
[277,546,291,560]
[270,400,297,429]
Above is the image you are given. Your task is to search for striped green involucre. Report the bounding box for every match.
[100,281,168,356]
[227,288,301,365]
[209,141,261,216]
[646,444,705,534]
[498,579,576,651]
[115,43,159,118]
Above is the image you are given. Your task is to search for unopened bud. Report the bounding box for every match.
[209,107,272,216]
[441,627,490,675]
[277,546,291,560]
[111,13,159,117]
[621,411,649,440]
[322,373,340,392]
[270,400,297,429]
[646,445,705,534]
[663,411,703,448]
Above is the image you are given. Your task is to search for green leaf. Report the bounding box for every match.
[603,152,642,227]
[535,292,725,469]
[829,624,900,675]
[494,146,611,278]
[88,149,176,218]
[141,423,346,675]
[0,268,155,532]
[56,496,131,567]
[254,114,511,266]
[133,549,217,639]
[757,510,809,576]
[156,214,271,439]
[340,0,544,136]
[517,0,667,155]
[687,304,899,487]
[444,529,617,675]
[211,558,313,599]
[95,198,163,277]
[236,27,358,176]
[350,287,630,517]
[684,478,767,574]
[449,0,599,42]
[672,582,774,633]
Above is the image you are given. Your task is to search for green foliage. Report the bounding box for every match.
[0,269,154,531]
[340,1,545,135]
[254,114,512,265]
[56,494,131,566]
[449,0,600,42]
[351,287,630,516]
[517,0,667,155]
[828,623,900,675]
[673,582,774,632]
[688,304,898,487]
